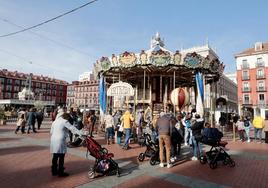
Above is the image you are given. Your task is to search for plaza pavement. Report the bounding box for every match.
[0,119,268,188]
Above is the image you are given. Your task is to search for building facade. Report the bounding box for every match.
[235,42,268,118]
[181,44,238,116]
[0,69,68,106]
[66,78,99,110]
[225,72,237,84]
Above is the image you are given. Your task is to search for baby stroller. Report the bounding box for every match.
[137,133,160,165]
[83,135,120,178]
[200,138,235,169]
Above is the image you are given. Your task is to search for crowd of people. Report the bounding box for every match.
[235,113,266,143]
[12,105,268,177]
[15,107,44,134]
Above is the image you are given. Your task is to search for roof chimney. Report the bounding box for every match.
[255,42,263,51]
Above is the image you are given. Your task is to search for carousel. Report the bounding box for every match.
[94,33,224,122]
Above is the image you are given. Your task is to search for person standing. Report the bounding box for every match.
[264,119,268,144]
[104,112,114,145]
[89,110,97,137]
[50,113,83,177]
[244,117,251,143]
[27,108,37,133]
[135,110,144,139]
[170,114,183,162]
[236,117,245,141]
[113,110,122,144]
[190,114,204,160]
[36,109,44,130]
[182,113,192,146]
[156,112,172,168]
[253,113,265,143]
[121,109,134,150]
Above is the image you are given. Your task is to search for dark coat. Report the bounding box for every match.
[27,112,36,126]
[191,118,204,141]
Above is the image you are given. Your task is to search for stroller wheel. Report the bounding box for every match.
[150,158,156,165]
[228,159,235,167]
[209,162,217,169]
[88,170,95,179]
[138,153,145,162]
[199,156,207,164]
[116,168,120,177]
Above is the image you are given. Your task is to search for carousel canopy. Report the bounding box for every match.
[94,33,224,87]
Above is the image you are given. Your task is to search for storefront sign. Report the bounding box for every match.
[107,81,134,96]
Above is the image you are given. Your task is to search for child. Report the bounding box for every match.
[15,114,26,134]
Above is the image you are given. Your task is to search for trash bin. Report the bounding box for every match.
[265,132,268,143]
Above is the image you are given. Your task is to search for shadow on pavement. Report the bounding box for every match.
[0,137,22,142]
[0,145,47,156]
[0,160,94,188]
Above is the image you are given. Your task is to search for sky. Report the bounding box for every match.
[0,0,267,82]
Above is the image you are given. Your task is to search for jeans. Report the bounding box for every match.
[238,130,245,140]
[184,128,192,145]
[159,135,171,163]
[52,153,65,175]
[124,128,131,147]
[27,123,36,133]
[244,127,250,140]
[106,127,114,139]
[192,136,202,158]
[171,141,181,157]
[254,128,263,141]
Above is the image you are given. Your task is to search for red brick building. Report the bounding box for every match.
[235,42,268,118]
[0,69,68,106]
[66,80,99,110]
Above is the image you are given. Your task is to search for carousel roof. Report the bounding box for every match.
[93,33,224,86]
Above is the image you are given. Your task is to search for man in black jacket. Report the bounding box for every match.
[190,114,204,160]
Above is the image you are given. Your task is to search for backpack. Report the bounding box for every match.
[244,120,250,127]
[184,119,191,128]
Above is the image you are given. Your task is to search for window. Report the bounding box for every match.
[242,70,249,80]
[259,94,265,101]
[257,69,264,76]
[258,81,265,91]
[257,57,263,63]
[243,82,250,91]
[244,94,250,102]
[242,59,249,69]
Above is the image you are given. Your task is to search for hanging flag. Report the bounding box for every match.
[99,75,106,116]
[195,72,204,117]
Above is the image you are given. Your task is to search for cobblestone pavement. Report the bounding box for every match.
[0,119,267,188]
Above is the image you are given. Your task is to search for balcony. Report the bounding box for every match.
[242,75,250,80]
[256,61,265,68]
[242,100,252,105]
[256,74,265,79]
[256,87,266,92]
[242,87,251,92]
[241,64,249,69]
[257,100,267,107]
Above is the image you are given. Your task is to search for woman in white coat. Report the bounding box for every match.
[50,113,82,177]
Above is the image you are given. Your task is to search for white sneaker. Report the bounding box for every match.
[159,163,164,167]
[184,143,188,146]
[167,163,173,168]
[170,157,175,163]
[191,156,198,161]
[247,139,251,143]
